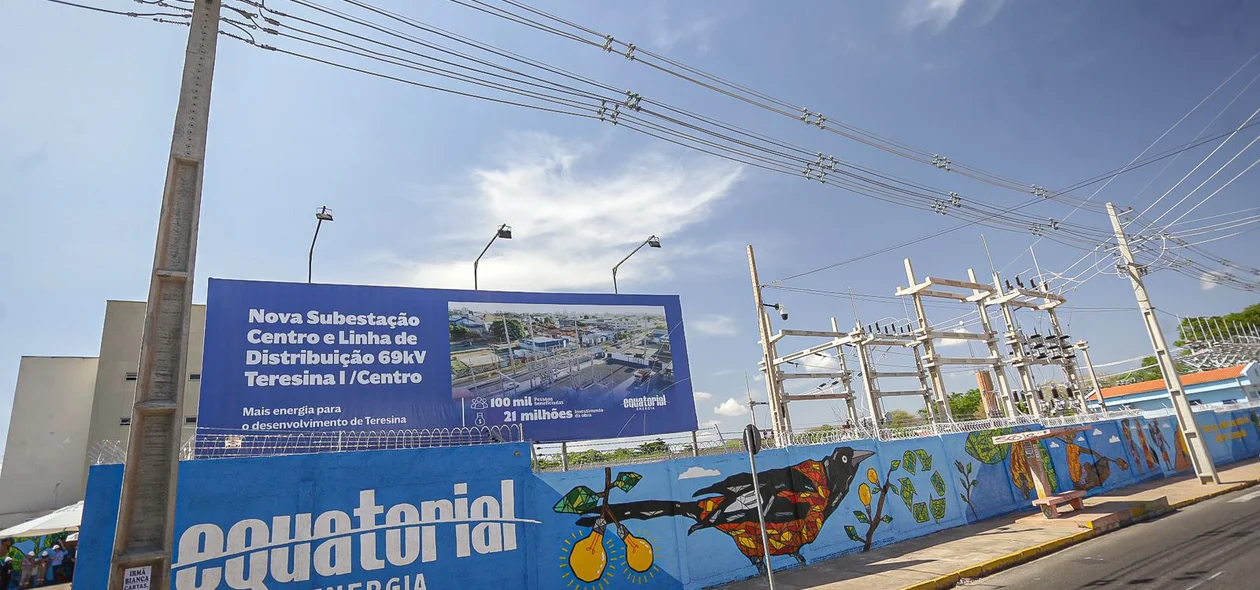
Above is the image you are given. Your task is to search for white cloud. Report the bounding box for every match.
[381,133,742,292]
[693,314,738,336]
[1048,441,1060,449]
[715,398,749,417]
[694,391,714,400]
[1109,436,1120,444]
[650,16,716,52]
[1092,428,1103,436]
[901,0,967,31]
[678,466,722,480]
[700,419,723,429]
[1200,271,1226,290]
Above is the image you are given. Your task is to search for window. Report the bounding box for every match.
[125,372,138,381]
[189,373,201,381]
[120,418,131,426]
[184,416,198,424]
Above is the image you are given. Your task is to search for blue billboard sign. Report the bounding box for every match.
[198,279,698,443]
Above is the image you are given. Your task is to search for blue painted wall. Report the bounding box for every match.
[75,410,1260,590]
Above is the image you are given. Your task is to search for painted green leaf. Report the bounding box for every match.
[966,462,973,475]
[553,485,600,514]
[965,429,1012,464]
[613,471,643,492]
[881,514,893,524]
[890,459,902,470]
[959,492,968,505]
[1039,441,1059,493]
[930,497,947,521]
[916,449,933,471]
[912,501,930,523]
[931,471,947,496]
[853,510,870,524]
[844,525,863,543]
[889,484,899,496]
[903,450,918,474]
[899,477,917,510]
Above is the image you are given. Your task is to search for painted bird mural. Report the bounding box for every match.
[573,447,873,569]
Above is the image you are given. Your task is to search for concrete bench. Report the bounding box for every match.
[1032,489,1086,518]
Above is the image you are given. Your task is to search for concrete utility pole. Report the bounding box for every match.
[991,274,1041,418]
[1106,202,1220,485]
[1075,341,1102,409]
[109,2,221,590]
[968,269,1016,416]
[747,245,789,446]
[1045,306,1090,414]
[901,259,952,421]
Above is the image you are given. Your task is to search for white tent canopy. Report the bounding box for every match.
[0,502,82,538]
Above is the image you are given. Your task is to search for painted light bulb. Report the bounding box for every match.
[617,524,655,573]
[569,520,609,583]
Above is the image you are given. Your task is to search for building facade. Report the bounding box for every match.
[1089,362,1260,411]
[0,356,98,527]
[0,300,207,525]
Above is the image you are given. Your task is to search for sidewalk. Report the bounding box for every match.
[718,458,1260,590]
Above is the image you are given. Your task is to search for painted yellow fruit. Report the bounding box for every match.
[859,482,872,507]
[867,467,879,484]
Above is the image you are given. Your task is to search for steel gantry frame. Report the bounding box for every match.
[983,271,1090,416]
[896,259,1016,420]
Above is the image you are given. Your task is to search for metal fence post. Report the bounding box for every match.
[713,426,728,453]
[691,430,700,457]
[560,442,569,472]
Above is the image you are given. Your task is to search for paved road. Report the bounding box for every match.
[967,486,1260,589]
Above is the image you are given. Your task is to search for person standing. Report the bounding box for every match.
[0,557,13,590]
[46,547,63,586]
[18,552,35,590]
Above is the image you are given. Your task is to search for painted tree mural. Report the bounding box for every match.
[845,448,945,551]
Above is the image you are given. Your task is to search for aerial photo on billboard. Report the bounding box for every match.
[449,301,683,433]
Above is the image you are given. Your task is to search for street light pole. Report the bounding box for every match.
[612,235,662,294]
[474,223,512,290]
[308,206,334,283]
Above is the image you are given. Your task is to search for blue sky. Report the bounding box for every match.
[3,0,1259,448]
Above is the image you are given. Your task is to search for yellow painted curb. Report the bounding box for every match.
[897,476,1260,590]
[897,531,1096,590]
[1169,478,1260,510]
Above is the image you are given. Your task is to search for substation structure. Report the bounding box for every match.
[750,252,1100,444]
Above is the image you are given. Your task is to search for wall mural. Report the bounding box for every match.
[79,413,1260,590]
[963,427,1130,498]
[954,458,979,522]
[1060,433,1129,491]
[845,448,946,552]
[554,447,872,578]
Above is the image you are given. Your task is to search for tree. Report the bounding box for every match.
[1175,303,1260,345]
[886,409,920,428]
[449,324,472,341]
[635,439,670,456]
[489,318,526,341]
[1101,356,1194,386]
[807,424,837,433]
[948,389,983,419]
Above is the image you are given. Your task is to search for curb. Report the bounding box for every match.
[898,478,1260,590]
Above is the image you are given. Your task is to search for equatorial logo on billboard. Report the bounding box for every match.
[172,481,532,590]
[198,279,698,446]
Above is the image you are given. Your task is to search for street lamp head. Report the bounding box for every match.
[497,224,513,239]
[315,206,334,222]
[647,235,661,248]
